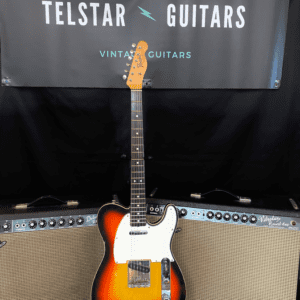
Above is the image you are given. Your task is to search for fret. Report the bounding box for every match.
[131,125,144,129]
[131,199,146,201]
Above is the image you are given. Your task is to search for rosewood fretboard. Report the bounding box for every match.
[130,90,146,227]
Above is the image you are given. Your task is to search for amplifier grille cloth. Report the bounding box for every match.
[0,226,103,300]
[148,215,300,300]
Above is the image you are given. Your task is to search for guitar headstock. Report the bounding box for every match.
[123,41,148,90]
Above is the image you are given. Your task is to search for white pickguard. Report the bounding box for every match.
[114,205,177,264]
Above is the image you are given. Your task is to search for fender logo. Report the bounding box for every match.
[0,241,7,248]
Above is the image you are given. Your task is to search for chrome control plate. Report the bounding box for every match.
[147,204,300,231]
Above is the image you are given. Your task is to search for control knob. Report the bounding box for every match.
[207,211,214,219]
[68,218,75,226]
[215,212,222,220]
[249,215,257,224]
[2,223,11,231]
[241,215,248,223]
[58,218,65,226]
[48,219,56,227]
[223,213,231,221]
[179,209,188,218]
[39,220,47,228]
[28,220,37,229]
[162,294,170,300]
[232,214,239,222]
[76,217,84,225]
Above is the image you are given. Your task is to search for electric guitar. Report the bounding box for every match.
[92,41,186,300]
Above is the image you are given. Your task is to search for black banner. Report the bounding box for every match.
[0,0,290,88]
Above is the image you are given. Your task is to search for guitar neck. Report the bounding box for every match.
[130,90,146,227]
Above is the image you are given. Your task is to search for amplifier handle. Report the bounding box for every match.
[190,188,251,204]
[14,195,79,210]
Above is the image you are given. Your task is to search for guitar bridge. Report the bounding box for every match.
[128,260,151,288]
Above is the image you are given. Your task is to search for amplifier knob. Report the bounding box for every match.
[76,217,84,225]
[48,219,56,227]
[249,215,257,224]
[223,213,231,221]
[179,209,188,217]
[232,214,239,222]
[3,223,11,231]
[207,211,214,219]
[241,215,248,223]
[215,212,222,220]
[29,220,37,229]
[39,220,47,228]
[68,218,75,226]
[58,218,66,226]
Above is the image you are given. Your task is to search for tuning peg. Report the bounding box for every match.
[128,56,133,61]
[132,43,136,48]
[130,50,134,54]
[126,63,131,67]
[124,70,129,73]
[123,75,127,80]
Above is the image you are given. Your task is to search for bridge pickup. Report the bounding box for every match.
[128,262,150,273]
[129,230,148,235]
[128,260,151,288]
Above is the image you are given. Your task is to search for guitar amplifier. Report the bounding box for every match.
[0,197,104,300]
[146,196,300,300]
[2,195,300,300]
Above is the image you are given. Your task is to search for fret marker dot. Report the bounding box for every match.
[137,196,139,198]
[134,180,136,182]
[140,180,142,182]
[137,205,140,207]
[136,132,138,135]
[136,115,138,117]
[137,162,139,164]
[136,148,139,150]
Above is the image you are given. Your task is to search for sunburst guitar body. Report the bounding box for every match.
[92,203,186,300]
[92,41,186,300]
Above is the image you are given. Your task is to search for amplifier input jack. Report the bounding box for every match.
[291,221,297,226]
[15,223,20,229]
[21,223,26,228]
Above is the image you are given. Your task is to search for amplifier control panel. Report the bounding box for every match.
[0,214,98,234]
[147,204,300,232]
